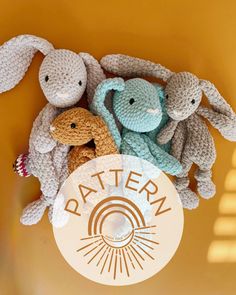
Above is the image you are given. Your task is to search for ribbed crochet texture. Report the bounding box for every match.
[101,54,236,209]
[50,107,119,173]
[0,35,105,226]
[91,77,182,176]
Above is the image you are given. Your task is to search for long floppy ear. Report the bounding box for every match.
[90,78,125,149]
[89,116,119,156]
[101,54,173,82]
[0,34,54,93]
[79,52,106,104]
[198,80,236,141]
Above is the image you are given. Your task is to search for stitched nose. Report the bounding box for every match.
[172,110,182,116]
[56,92,69,99]
[146,108,160,115]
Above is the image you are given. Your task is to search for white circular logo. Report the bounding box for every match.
[53,155,184,286]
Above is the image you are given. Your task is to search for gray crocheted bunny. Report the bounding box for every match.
[0,34,105,226]
[100,54,236,209]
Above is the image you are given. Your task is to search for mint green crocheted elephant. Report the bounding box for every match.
[90,77,182,175]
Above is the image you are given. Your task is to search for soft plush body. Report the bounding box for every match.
[100,54,236,209]
[90,77,182,175]
[50,107,119,173]
[1,34,105,225]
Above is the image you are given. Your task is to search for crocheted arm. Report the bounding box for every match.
[157,120,179,145]
[101,54,173,82]
[170,121,187,162]
[90,78,125,149]
[142,135,182,175]
[79,52,106,104]
[123,132,182,175]
[32,103,60,153]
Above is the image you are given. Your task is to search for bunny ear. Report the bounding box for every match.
[198,80,236,141]
[0,34,54,93]
[101,54,173,82]
[79,52,106,104]
[89,116,119,156]
[90,78,125,148]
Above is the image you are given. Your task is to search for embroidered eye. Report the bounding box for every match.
[166,94,169,99]
[78,80,82,86]
[191,99,195,105]
[45,75,49,82]
[70,123,76,129]
[129,98,135,105]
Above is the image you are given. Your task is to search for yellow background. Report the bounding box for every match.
[0,0,236,294]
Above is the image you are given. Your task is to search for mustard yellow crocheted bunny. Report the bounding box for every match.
[50,108,119,173]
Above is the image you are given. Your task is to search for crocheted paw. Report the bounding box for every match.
[197,180,216,199]
[33,130,57,153]
[13,153,31,177]
[178,188,199,210]
[20,198,48,225]
[48,193,69,228]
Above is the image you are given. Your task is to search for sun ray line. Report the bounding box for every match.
[76,238,102,252]
[108,249,115,272]
[125,247,136,269]
[135,225,156,230]
[88,244,106,264]
[134,238,154,250]
[128,245,143,270]
[135,235,159,245]
[84,241,104,256]
[100,248,111,274]
[81,235,100,241]
[130,244,145,261]
[96,246,109,267]
[114,249,118,280]
[137,232,157,235]
[119,249,122,273]
[133,242,155,260]
[122,248,130,277]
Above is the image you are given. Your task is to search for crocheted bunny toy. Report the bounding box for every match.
[50,107,119,173]
[100,54,236,209]
[0,34,105,225]
[90,77,182,175]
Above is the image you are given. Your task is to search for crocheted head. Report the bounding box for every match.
[91,78,182,176]
[100,54,236,209]
[91,77,163,148]
[0,34,105,106]
[50,107,119,173]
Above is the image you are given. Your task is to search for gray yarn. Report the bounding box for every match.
[101,54,236,209]
[0,35,105,226]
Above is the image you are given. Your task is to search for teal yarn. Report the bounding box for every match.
[91,77,182,175]
[113,79,162,133]
[90,78,125,148]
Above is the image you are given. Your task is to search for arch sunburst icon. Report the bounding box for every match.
[76,196,158,280]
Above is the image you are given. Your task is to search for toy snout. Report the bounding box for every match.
[146,108,160,115]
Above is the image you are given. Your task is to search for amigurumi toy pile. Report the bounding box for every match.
[100,54,236,209]
[0,34,106,226]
